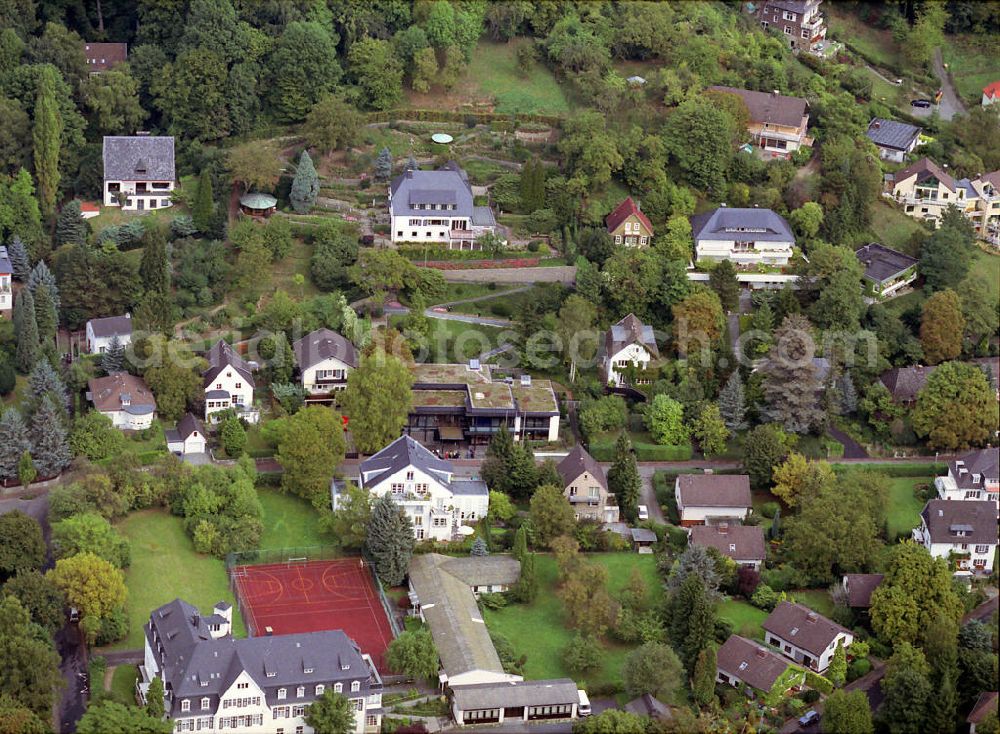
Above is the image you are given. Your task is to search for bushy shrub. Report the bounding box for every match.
[847,658,871,682]
[761,565,807,592]
[751,584,779,611]
[800,689,821,704]
[759,501,780,519]
[804,671,833,695]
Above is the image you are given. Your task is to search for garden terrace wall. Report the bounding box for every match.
[366,109,563,127]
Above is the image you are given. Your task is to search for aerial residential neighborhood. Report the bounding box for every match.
[0,2,997,734]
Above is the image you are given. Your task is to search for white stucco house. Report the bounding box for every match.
[599,314,659,388]
[675,474,752,527]
[912,499,997,576]
[293,328,358,395]
[165,413,206,457]
[934,448,999,516]
[85,314,132,354]
[140,599,382,734]
[86,372,157,430]
[0,247,11,314]
[102,135,176,211]
[690,206,795,266]
[337,435,488,542]
[202,340,258,424]
[763,602,853,673]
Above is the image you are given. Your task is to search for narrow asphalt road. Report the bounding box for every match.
[827,425,869,459]
[931,47,966,121]
[963,594,999,624]
[55,624,87,734]
[780,658,887,733]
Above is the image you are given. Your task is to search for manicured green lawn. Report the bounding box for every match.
[482,553,661,691]
[270,238,320,298]
[257,489,327,550]
[108,664,139,704]
[791,589,835,618]
[869,201,928,255]
[887,476,933,537]
[111,510,245,650]
[465,40,571,115]
[941,35,1000,104]
[971,249,1000,305]
[717,599,768,640]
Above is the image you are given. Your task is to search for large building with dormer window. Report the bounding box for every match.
[202,340,258,424]
[934,448,999,516]
[140,599,382,734]
[912,499,998,576]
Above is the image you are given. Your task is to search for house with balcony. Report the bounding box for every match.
[202,340,258,424]
[855,243,918,299]
[690,523,766,570]
[293,328,358,396]
[762,602,853,673]
[102,136,175,211]
[913,499,998,575]
[0,246,11,314]
[405,362,560,445]
[691,206,796,266]
[599,314,659,388]
[85,314,132,354]
[556,445,618,523]
[83,42,127,73]
[139,598,382,734]
[707,86,811,159]
[606,197,653,247]
[87,372,157,430]
[866,118,922,163]
[675,474,752,527]
[389,163,498,250]
[716,634,803,700]
[753,0,828,55]
[338,435,489,542]
[935,448,998,515]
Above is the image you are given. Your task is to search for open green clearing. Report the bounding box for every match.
[717,599,768,640]
[791,589,835,618]
[271,238,321,298]
[258,488,327,550]
[390,315,508,363]
[827,10,902,71]
[869,200,928,254]
[111,510,245,650]
[941,36,1000,104]
[463,40,572,115]
[481,553,661,691]
[887,476,933,538]
[108,664,139,704]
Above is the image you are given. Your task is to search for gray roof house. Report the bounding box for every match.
[103,136,176,182]
[913,500,998,574]
[879,365,936,404]
[292,328,358,394]
[675,474,752,526]
[690,207,796,266]
[841,573,884,608]
[556,446,618,523]
[599,313,659,388]
[855,243,918,298]
[451,679,580,725]
[763,602,853,672]
[140,598,382,729]
[203,340,255,388]
[866,118,922,162]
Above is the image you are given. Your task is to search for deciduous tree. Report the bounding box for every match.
[52,512,130,568]
[303,94,362,154]
[0,511,46,578]
[919,289,964,365]
[529,484,576,548]
[912,360,998,450]
[692,403,729,458]
[340,353,413,455]
[227,141,282,193]
[0,595,62,717]
[709,259,739,312]
[823,689,873,734]
[47,552,127,641]
[386,629,438,680]
[275,406,346,506]
[771,453,834,507]
[348,37,404,111]
[322,482,372,551]
[881,642,931,734]
[76,700,171,734]
[192,169,214,232]
[622,642,684,701]
[268,22,342,122]
[742,423,790,489]
[645,394,688,446]
[2,571,66,636]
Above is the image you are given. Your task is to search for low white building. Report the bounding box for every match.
[0,247,11,313]
[912,499,998,576]
[102,136,175,211]
[599,314,659,388]
[85,314,132,355]
[339,435,489,542]
[691,206,795,266]
[140,599,382,734]
[293,328,358,395]
[202,340,258,424]
[86,372,156,430]
[865,118,922,163]
[165,413,206,457]
[675,474,752,527]
[934,448,999,516]
[762,602,853,674]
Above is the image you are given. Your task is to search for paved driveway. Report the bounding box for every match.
[56,624,88,733]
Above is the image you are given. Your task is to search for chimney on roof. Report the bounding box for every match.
[772,90,780,96]
[192,614,200,627]
[806,613,817,623]
[756,649,767,659]
[406,169,414,179]
[520,374,532,387]
[718,523,729,534]
[873,120,881,129]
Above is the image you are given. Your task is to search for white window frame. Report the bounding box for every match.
[277,688,287,700]
[181,700,191,712]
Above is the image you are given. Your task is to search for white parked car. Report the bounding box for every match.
[637,505,649,521]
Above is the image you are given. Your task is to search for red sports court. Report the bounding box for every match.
[231,558,395,670]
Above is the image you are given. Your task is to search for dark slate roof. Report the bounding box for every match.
[624,694,673,720]
[707,86,808,127]
[690,207,795,243]
[761,0,816,12]
[556,445,607,492]
[205,389,230,400]
[360,435,453,487]
[87,314,133,339]
[717,635,793,692]
[892,157,956,193]
[630,527,658,543]
[0,246,11,275]
[202,340,254,388]
[452,679,578,710]
[147,599,375,718]
[921,500,998,545]
[603,313,659,360]
[174,413,201,441]
[690,524,766,561]
[948,448,999,490]
[866,118,921,151]
[84,42,127,71]
[450,478,489,496]
[389,166,473,218]
[762,602,851,657]
[842,574,884,608]
[293,328,358,371]
[879,365,935,402]
[606,197,653,234]
[676,474,752,508]
[437,555,521,587]
[855,243,918,284]
[471,206,496,227]
[103,136,175,181]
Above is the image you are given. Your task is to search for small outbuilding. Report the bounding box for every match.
[165,413,206,457]
[239,192,277,218]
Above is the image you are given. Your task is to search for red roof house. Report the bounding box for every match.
[605,197,653,247]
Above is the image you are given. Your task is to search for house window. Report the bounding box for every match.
[391,483,404,495]
[406,471,414,481]
[292,706,305,717]
[640,236,648,245]
[784,25,792,34]
[801,28,810,38]
[397,231,403,237]
[334,683,343,693]
[413,515,422,526]
[433,518,448,527]
[237,683,248,690]
[215,383,222,390]
[416,529,425,539]
[975,545,989,554]
[783,10,796,20]
[181,700,191,712]
[277,688,287,700]
[351,681,360,692]
[296,686,305,698]
[150,199,157,208]
[615,235,622,244]
[315,685,324,696]
[201,698,210,710]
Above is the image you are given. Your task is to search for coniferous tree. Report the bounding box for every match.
[470,537,489,557]
[14,288,39,374]
[670,574,715,675]
[139,226,170,294]
[481,425,515,493]
[102,336,126,375]
[32,66,62,221]
[192,169,214,232]
[761,314,823,433]
[8,236,30,280]
[374,147,393,181]
[0,408,31,483]
[692,645,717,706]
[29,395,70,478]
[364,495,414,586]
[28,360,68,412]
[32,282,57,344]
[145,677,165,719]
[512,525,528,561]
[55,200,88,246]
[290,150,319,214]
[608,432,641,523]
[27,261,59,313]
[839,374,858,414]
[709,259,739,312]
[829,640,847,687]
[718,371,747,430]
[924,614,959,734]
[514,552,538,603]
